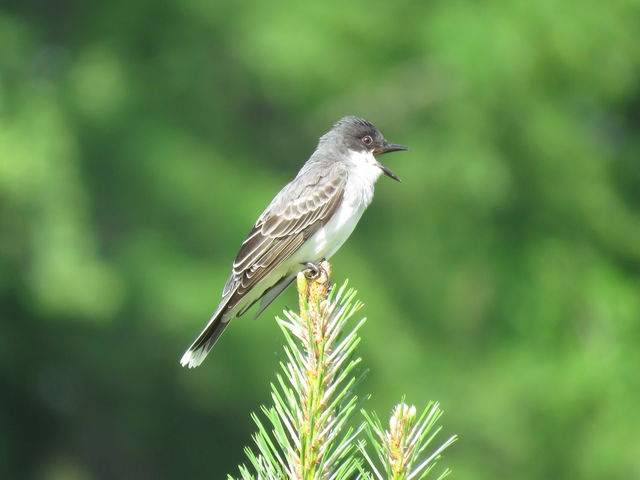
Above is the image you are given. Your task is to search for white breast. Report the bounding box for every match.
[293,150,382,264]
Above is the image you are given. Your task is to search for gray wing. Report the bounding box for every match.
[221,161,347,312]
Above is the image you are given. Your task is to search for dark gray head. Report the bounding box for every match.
[318,116,408,181]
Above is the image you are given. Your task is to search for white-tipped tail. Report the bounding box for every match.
[180,347,209,368]
[180,309,232,368]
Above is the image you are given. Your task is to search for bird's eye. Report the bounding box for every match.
[362,135,373,146]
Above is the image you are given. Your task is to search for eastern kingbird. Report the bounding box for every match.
[180,116,407,368]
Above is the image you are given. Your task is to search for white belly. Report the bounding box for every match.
[292,154,380,264]
[293,201,366,264]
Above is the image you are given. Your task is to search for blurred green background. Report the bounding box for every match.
[2,0,640,478]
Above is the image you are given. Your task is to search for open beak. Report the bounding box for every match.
[373,141,408,182]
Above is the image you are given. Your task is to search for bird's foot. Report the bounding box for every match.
[302,261,325,280]
[298,260,332,310]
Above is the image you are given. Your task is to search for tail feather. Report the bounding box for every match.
[180,311,231,368]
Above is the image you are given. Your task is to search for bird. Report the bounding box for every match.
[180,116,408,368]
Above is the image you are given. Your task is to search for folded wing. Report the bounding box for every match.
[223,161,347,310]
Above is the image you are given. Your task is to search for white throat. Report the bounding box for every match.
[343,149,382,206]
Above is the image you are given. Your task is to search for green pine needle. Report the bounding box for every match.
[230,267,456,480]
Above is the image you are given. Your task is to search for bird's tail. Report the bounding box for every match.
[180,309,231,368]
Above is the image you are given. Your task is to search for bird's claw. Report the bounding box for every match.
[302,261,324,280]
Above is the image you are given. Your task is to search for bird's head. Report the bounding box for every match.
[324,116,408,181]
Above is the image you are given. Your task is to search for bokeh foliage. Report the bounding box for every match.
[1,0,639,479]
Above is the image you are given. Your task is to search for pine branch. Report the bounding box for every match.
[360,402,457,480]
[230,262,455,480]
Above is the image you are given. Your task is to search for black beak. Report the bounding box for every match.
[373,142,409,156]
[373,141,408,182]
[377,162,401,182]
